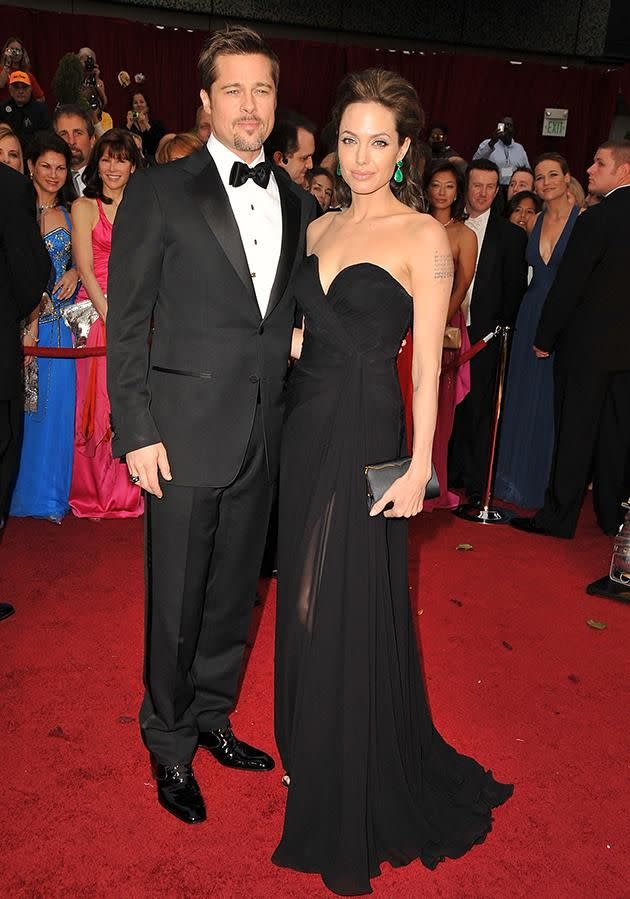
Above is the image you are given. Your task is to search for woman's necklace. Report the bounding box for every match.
[444,217,455,228]
[38,200,57,213]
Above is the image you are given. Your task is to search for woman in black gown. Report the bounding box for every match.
[273,69,513,896]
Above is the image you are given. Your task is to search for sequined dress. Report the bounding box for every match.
[10,212,77,521]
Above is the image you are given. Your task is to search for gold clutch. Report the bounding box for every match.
[443,326,461,350]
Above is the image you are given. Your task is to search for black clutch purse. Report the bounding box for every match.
[365,457,440,512]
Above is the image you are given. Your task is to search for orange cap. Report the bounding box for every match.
[9,70,31,86]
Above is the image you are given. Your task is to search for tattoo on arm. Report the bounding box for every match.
[434,252,454,280]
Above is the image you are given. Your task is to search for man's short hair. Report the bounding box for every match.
[305,165,333,186]
[430,122,448,135]
[511,165,533,178]
[198,25,280,93]
[598,140,630,169]
[465,158,500,187]
[52,103,95,138]
[264,110,316,159]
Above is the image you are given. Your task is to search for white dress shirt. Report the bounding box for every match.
[207,133,282,318]
[463,207,492,326]
[72,165,87,197]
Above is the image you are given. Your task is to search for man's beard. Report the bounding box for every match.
[232,119,265,152]
[71,150,85,166]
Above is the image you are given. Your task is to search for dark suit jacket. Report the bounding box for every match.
[535,186,630,371]
[0,165,50,401]
[469,214,528,344]
[107,147,315,487]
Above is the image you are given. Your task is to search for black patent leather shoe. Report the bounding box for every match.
[197,725,275,771]
[510,516,553,536]
[151,757,206,824]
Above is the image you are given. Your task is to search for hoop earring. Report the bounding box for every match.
[393,159,404,184]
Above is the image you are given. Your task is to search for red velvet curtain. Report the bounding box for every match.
[2,3,619,182]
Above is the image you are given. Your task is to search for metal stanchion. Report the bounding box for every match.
[585,498,630,602]
[454,324,513,525]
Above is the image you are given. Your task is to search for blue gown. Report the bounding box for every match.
[494,206,579,509]
[10,210,77,521]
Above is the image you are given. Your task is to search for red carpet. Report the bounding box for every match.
[1,501,628,898]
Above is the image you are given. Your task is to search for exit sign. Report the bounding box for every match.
[542,108,568,137]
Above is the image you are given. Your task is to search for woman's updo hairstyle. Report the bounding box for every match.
[332,68,425,212]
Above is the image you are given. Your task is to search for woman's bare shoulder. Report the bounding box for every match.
[307,210,340,251]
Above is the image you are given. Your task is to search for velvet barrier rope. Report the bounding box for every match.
[22,327,499,365]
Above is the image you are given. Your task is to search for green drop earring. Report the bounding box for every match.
[393,159,404,184]
[336,162,342,176]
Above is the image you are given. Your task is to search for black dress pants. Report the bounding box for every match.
[0,397,23,521]
[535,354,630,537]
[449,342,499,496]
[140,406,273,764]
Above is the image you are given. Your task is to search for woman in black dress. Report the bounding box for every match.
[273,69,513,896]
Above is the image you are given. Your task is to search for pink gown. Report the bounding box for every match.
[69,199,143,519]
[397,306,471,511]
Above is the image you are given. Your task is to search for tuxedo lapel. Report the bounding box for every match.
[191,152,258,307]
[264,170,301,320]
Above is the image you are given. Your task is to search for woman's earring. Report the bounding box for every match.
[393,159,404,184]
[336,162,341,177]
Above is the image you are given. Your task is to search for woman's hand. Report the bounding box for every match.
[22,330,37,367]
[53,269,79,301]
[137,111,150,132]
[369,468,432,519]
[126,110,135,129]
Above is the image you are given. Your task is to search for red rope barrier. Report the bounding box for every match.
[22,345,107,358]
[442,329,497,373]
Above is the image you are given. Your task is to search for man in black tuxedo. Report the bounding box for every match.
[512,141,630,538]
[449,158,527,499]
[107,27,314,824]
[0,164,50,621]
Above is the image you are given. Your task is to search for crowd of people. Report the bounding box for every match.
[2,22,630,897]
[0,33,628,540]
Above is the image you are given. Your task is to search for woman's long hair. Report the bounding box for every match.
[83,129,142,204]
[332,68,426,212]
[424,159,467,222]
[1,37,31,71]
[25,130,76,210]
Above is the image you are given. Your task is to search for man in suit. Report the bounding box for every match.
[512,141,630,538]
[0,164,51,621]
[449,158,528,499]
[107,26,314,824]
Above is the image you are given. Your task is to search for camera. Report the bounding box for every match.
[8,47,22,58]
[496,122,506,133]
[132,110,139,119]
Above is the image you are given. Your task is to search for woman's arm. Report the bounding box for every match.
[370,217,452,518]
[446,226,477,321]
[71,198,107,319]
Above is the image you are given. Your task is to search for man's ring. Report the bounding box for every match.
[129,473,140,484]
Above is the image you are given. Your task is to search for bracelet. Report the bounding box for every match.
[22,326,39,342]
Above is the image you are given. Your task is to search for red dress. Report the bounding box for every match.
[69,199,143,519]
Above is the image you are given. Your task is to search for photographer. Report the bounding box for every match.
[0,37,45,103]
[125,91,166,159]
[473,116,530,186]
[0,72,50,150]
[77,47,107,111]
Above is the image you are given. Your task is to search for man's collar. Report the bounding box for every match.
[604,183,630,198]
[207,133,265,185]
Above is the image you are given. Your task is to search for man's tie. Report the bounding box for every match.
[73,170,83,196]
[229,160,272,189]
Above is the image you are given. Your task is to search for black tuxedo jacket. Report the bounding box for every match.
[468,214,528,344]
[0,165,50,401]
[535,186,630,371]
[107,147,314,487]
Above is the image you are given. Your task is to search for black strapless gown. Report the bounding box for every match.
[273,256,512,896]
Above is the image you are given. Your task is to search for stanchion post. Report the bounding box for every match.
[454,324,513,525]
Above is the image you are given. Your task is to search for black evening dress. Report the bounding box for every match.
[273,255,513,896]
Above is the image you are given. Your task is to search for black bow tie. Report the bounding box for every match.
[229,160,272,189]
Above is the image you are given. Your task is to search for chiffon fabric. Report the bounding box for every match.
[274,256,512,896]
[10,212,76,521]
[494,206,579,508]
[69,198,142,519]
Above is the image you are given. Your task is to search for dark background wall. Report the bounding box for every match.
[103,0,612,58]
